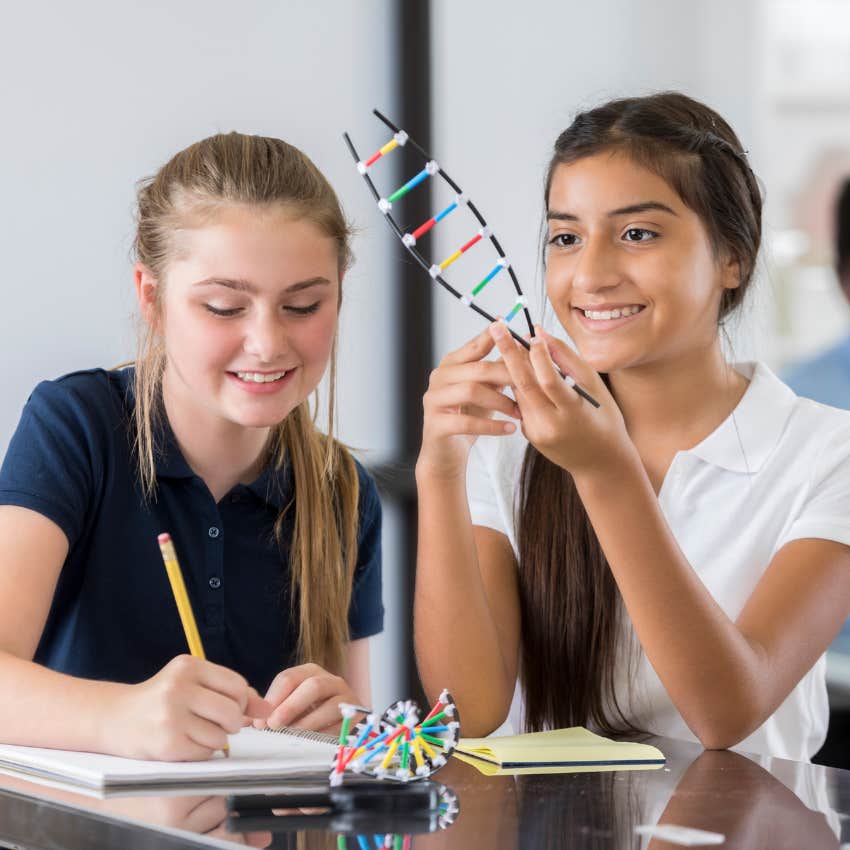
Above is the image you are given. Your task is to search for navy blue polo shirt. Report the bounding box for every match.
[0,368,383,695]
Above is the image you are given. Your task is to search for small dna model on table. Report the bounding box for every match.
[331,690,460,785]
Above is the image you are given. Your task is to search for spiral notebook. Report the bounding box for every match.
[0,727,338,792]
[455,727,665,775]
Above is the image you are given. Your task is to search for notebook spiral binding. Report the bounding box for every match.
[261,726,338,746]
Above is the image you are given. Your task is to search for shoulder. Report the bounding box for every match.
[788,394,850,431]
[10,368,134,457]
[763,370,850,553]
[788,398,850,483]
[750,362,850,483]
[27,367,133,426]
[0,368,135,541]
[782,378,850,447]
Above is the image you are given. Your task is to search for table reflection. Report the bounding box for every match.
[502,749,840,850]
[0,739,846,850]
[645,749,840,850]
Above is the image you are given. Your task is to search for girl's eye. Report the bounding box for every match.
[548,233,580,248]
[204,304,243,317]
[285,302,321,316]
[623,228,658,243]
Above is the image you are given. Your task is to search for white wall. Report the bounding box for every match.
[0,0,400,458]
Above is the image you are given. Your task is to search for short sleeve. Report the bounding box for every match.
[347,463,384,640]
[778,425,850,550]
[0,376,105,546]
[466,440,509,535]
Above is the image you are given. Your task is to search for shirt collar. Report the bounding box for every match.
[686,362,797,474]
[154,424,294,508]
[153,419,196,480]
[245,459,294,510]
[154,425,294,507]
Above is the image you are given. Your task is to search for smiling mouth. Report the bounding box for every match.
[233,370,292,384]
[577,305,645,321]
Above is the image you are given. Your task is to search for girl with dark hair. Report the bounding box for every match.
[415,92,850,760]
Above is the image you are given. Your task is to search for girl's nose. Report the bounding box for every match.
[243,312,289,363]
[571,240,625,294]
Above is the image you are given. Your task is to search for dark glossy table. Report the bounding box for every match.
[1,736,848,849]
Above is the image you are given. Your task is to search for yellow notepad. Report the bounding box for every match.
[455,727,665,776]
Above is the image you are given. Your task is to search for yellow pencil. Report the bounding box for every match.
[158,533,205,658]
[158,532,228,756]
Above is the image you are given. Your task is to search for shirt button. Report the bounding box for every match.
[209,576,221,589]
[208,526,220,539]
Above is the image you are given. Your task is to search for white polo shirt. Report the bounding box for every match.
[466,362,850,760]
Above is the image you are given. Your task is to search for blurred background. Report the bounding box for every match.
[2,0,849,762]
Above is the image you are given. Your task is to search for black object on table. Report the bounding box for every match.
[226,780,456,834]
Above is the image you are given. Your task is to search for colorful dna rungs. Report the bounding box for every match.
[343,110,600,409]
[331,691,460,785]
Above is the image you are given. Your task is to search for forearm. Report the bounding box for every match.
[0,651,124,751]
[574,452,770,747]
[414,467,515,735]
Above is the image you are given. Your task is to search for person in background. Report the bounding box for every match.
[783,178,850,407]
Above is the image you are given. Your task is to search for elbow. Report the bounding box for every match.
[688,697,768,751]
[415,656,514,738]
[696,727,749,751]
[459,710,509,739]
[454,680,514,737]
[685,644,777,751]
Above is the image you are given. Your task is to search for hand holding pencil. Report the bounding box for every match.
[100,534,272,763]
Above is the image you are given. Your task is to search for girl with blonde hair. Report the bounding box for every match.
[0,132,382,760]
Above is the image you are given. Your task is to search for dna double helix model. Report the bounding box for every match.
[332,690,460,785]
[343,110,599,408]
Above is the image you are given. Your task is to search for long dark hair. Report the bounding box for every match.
[516,92,763,733]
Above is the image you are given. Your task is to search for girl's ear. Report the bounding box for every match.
[721,254,742,291]
[134,263,160,327]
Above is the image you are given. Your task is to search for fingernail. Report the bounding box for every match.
[503,422,515,433]
[530,335,543,346]
[490,322,505,339]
